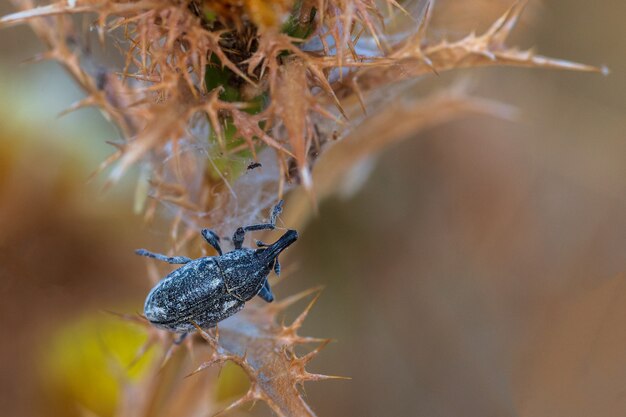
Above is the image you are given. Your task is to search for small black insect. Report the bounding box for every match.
[136,201,297,333]
[247,161,262,170]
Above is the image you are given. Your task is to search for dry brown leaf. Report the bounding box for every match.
[339,1,606,95]
[273,59,315,189]
[188,289,342,417]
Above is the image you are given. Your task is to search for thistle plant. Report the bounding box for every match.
[1,0,605,416]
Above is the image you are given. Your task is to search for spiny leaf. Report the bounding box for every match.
[273,59,315,190]
[187,291,336,417]
[343,1,605,93]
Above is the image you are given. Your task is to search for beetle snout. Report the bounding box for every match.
[260,229,298,262]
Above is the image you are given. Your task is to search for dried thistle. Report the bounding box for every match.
[1,0,605,415]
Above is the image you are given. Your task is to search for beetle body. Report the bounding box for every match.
[138,202,297,333]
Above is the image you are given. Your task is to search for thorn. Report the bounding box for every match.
[185,359,219,378]
[349,78,367,115]
[159,341,179,371]
[248,398,258,412]
[58,96,97,118]
[213,391,256,417]
[87,149,122,183]
[127,334,157,369]
[216,360,225,378]
[386,0,411,18]
[417,0,433,41]
[158,331,191,372]
[289,290,323,331]
[291,336,333,345]
[191,321,219,350]
[100,309,149,325]
[300,372,351,382]
[20,51,55,65]
[105,140,126,151]
[270,286,324,314]
[486,0,528,47]
[295,339,332,367]
[0,4,85,28]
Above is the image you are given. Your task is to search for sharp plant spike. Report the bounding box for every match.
[213,391,257,417]
[185,359,219,379]
[290,291,323,331]
[486,0,529,46]
[299,372,352,382]
[271,286,324,314]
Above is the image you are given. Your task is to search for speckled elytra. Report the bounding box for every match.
[137,201,297,333]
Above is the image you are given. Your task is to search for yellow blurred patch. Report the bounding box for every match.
[202,0,294,28]
[215,361,250,402]
[38,315,155,417]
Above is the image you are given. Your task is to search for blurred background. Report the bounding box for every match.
[1,1,625,417]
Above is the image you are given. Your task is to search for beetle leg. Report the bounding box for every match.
[255,240,269,247]
[244,223,276,232]
[232,227,246,249]
[135,249,192,264]
[274,258,281,276]
[201,229,223,255]
[269,200,283,224]
[232,201,284,249]
[257,280,274,303]
[174,332,188,345]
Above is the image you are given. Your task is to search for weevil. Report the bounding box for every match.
[136,201,298,333]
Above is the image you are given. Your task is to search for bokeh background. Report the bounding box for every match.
[1,1,625,416]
